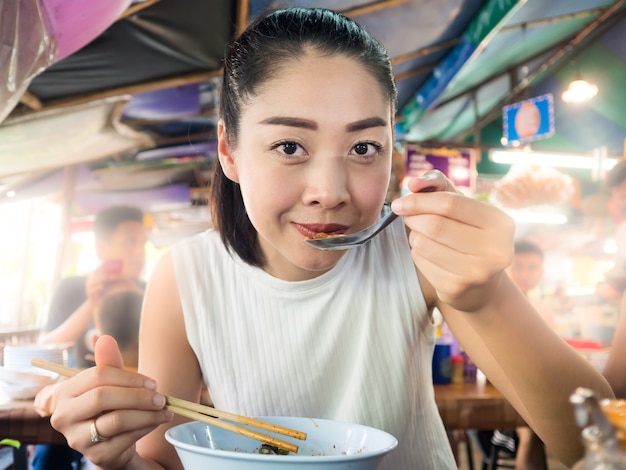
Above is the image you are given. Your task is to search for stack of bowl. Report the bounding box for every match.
[0,343,66,399]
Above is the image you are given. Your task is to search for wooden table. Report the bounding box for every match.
[0,376,523,468]
[0,381,524,437]
[434,376,526,430]
[0,391,67,469]
[0,401,66,446]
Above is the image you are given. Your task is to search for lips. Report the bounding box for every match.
[295,222,349,239]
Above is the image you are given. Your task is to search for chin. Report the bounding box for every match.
[300,250,345,273]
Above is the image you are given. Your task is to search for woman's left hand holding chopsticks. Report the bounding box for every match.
[46,335,173,469]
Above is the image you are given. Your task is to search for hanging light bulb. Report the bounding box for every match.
[562,54,598,103]
[562,78,598,103]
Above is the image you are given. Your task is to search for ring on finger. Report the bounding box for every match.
[90,418,109,443]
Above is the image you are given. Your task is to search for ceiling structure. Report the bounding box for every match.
[1,0,625,237]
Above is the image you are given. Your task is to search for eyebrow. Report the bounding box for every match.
[259,116,388,132]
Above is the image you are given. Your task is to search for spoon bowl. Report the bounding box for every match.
[304,204,397,251]
[304,187,435,251]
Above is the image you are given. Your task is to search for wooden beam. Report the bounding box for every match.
[394,63,435,82]
[119,0,162,19]
[236,0,250,36]
[51,164,78,290]
[6,70,222,122]
[500,7,605,32]
[342,0,412,18]
[18,91,43,110]
[392,37,461,66]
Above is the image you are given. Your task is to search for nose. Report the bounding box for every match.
[301,157,351,209]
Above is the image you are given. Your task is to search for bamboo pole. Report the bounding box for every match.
[51,165,78,291]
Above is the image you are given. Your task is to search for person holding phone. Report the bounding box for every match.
[34,205,147,470]
[39,205,147,366]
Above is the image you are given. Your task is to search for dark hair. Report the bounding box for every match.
[606,160,626,190]
[212,7,396,266]
[514,240,543,259]
[93,206,144,240]
[97,289,143,348]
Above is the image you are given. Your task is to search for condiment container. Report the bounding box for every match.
[462,352,477,383]
[432,341,451,385]
[451,355,464,384]
[570,389,626,469]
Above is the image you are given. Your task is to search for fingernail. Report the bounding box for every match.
[153,394,166,407]
[144,379,157,390]
[419,170,439,180]
[391,199,403,212]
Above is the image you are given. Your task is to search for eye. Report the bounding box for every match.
[354,143,369,155]
[350,142,382,160]
[281,142,299,155]
[270,141,306,156]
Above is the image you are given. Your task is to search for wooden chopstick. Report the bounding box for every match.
[31,358,305,454]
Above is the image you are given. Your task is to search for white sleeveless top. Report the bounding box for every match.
[172,218,456,469]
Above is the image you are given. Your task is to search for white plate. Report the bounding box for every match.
[0,366,58,386]
[0,366,58,400]
[0,381,50,400]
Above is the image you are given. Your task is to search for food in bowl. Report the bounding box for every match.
[601,399,626,446]
[165,416,398,470]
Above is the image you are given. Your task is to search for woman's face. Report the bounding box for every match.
[219,51,394,281]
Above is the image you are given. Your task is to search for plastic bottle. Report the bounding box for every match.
[463,351,477,383]
[432,339,452,384]
[451,354,465,384]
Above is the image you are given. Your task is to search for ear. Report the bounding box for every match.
[217,120,240,183]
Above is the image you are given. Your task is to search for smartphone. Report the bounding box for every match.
[102,259,123,276]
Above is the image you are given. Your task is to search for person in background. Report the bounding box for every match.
[599,161,626,298]
[92,280,144,370]
[33,205,147,470]
[606,160,626,229]
[34,282,145,417]
[44,8,612,470]
[508,240,555,330]
[597,161,626,399]
[38,205,147,367]
[33,282,145,470]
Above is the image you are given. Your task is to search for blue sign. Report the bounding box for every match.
[503,93,554,145]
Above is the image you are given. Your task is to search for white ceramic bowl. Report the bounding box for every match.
[165,416,398,470]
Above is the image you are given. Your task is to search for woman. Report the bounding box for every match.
[48,8,613,469]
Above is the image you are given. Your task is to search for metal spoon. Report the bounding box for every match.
[304,203,397,251]
[304,186,435,251]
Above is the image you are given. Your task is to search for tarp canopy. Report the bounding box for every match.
[1,0,625,220]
